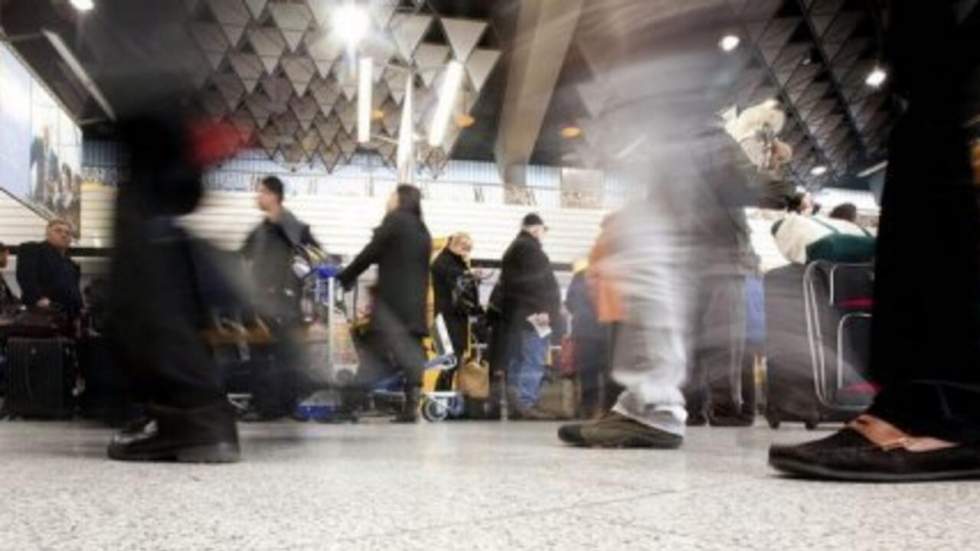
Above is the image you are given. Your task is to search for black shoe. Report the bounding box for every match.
[391,386,421,423]
[708,414,755,427]
[108,402,240,463]
[558,412,683,449]
[769,428,980,482]
[686,413,708,427]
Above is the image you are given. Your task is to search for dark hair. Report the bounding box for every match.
[829,203,858,223]
[786,193,806,213]
[394,184,423,218]
[260,176,285,203]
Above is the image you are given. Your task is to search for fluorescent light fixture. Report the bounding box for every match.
[396,72,415,184]
[335,1,371,49]
[810,165,828,176]
[865,66,887,88]
[357,56,373,143]
[427,60,465,148]
[70,0,94,11]
[42,29,116,121]
[857,161,888,178]
[718,34,740,52]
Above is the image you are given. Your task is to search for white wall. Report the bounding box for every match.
[78,185,607,265]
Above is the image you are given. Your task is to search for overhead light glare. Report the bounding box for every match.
[357,56,373,143]
[865,66,887,88]
[455,113,475,128]
[719,34,740,52]
[810,165,828,176]
[560,126,583,139]
[427,60,465,148]
[70,0,94,11]
[335,1,371,49]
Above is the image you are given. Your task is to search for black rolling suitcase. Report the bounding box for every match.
[764,262,876,429]
[2,337,78,419]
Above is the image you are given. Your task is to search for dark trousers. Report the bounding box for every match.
[865,4,980,444]
[574,336,610,417]
[684,275,751,420]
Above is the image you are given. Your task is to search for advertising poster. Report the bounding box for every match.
[0,42,83,232]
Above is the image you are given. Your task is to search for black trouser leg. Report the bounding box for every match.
[865,3,980,444]
[574,337,605,417]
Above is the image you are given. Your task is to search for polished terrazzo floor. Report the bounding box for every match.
[0,419,976,550]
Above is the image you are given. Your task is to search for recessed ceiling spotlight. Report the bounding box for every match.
[719,34,741,52]
[560,126,583,139]
[335,1,371,49]
[810,165,828,176]
[70,0,94,11]
[865,66,887,88]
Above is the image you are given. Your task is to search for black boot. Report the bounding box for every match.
[392,386,420,423]
[108,401,240,463]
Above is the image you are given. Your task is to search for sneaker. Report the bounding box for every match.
[558,412,683,449]
[769,428,980,482]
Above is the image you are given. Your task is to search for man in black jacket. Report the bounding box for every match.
[500,213,562,419]
[16,219,82,319]
[241,176,320,419]
[337,185,432,422]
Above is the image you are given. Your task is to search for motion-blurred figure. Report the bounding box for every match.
[241,175,320,420]
[106,115,241,463]
[558,0,793,448]
[770,1,980,481]
[337,185,431,423]
[499,213,563,419]
[565,260,610,419]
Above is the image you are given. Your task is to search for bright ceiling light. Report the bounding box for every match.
[455,113,475,128]
[357,56,373,144]
[396,72,415,183]
[334,1,371,49]
[865,66,887,88]
[560,126,583,139]
[719,34,740,52]
[70,0,94,11]
[428,60,465,148]
[810,165,828,176]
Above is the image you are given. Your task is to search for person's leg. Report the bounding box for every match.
[769,2,980,480]
[515,328,548,411]
[703,276,750,426]
[575,337,602,418]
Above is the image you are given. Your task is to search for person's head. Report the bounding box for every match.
[829,203,859,223]
[787,192,815,215]
[387,184,423,217]
[256,176,285,213]
[448,232,473,259]
[0,242,8,269]
[45,219,73,252]
[522,213,548,241]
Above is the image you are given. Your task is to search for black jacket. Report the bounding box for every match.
[15,241,82,316]
[500,230,561,328]
[431,248,480,355]
[338,210,432,337]
[242,209,319,318]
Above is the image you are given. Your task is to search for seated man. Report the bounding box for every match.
[771,201,874,265]
[15,219,82,318]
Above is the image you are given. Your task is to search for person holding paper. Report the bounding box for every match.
[499,213,563,419]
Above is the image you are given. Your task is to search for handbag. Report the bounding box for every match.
[558,336,576,378]
[457,358,490,399]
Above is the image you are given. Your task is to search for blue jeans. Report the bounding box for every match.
[506,328,549,410]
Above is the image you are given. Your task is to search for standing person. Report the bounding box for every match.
[565,262,609,419]
[770,1,980,481]
[431,232,481,391]
[556,0,793,448]
[337,185,432,423]
[241,176,320,420]
[499,213,562,419]
[16,219,82,320]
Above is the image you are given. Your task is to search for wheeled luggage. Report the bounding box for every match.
[2,337,78,419]
[764,261,876,429]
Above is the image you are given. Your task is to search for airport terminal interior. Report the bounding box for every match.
[1,0,979,549]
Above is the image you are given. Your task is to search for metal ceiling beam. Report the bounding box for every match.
[493,0,584,185]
